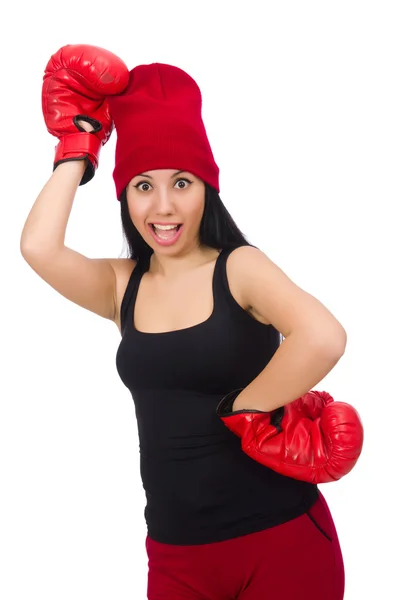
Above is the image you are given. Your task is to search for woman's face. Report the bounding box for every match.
[126,169,206,252]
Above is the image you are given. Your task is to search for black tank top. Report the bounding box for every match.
[116,246,318,545]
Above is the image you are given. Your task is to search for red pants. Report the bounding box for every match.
[145,490,345,599]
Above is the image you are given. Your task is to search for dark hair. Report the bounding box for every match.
[119,182,256,262]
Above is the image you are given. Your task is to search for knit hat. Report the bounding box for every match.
[108,63,220,199]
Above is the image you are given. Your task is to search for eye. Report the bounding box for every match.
[134,177,192,192]
[175,177,192,190]
[134,181,150,192]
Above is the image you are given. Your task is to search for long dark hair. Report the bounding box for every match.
[119,182,256,262]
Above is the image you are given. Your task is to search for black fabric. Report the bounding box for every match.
[115,246,319,545]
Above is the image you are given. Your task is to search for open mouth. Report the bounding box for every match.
[150,224,182,232]
[148,223,184,244]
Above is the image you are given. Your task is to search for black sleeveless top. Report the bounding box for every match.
[115,246,318,545]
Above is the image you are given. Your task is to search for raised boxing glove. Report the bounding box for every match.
[42,44,129,184]
[216,389,364,484]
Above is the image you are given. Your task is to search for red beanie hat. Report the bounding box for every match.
[108,63,220,199]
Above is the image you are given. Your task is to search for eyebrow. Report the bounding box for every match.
[135,170,187,180]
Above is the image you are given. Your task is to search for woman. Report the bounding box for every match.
[20,44,353,599]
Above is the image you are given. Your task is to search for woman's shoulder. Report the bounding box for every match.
[108,257,137,287]
[108,258,138,332]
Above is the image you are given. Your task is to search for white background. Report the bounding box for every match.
[2,1,396,598]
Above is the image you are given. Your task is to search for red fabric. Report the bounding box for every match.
[108,63,220,198]
[145,490,345,599]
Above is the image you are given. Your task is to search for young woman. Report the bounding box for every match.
[20,44,362,599]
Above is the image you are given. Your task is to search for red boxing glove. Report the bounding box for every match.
[42,44,130,184]
[216,389,364,484]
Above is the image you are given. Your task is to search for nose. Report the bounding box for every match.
[153,188,176,215]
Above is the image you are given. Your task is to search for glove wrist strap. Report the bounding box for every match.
[54,133,101,185]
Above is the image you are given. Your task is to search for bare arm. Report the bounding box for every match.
[20,160,118,322]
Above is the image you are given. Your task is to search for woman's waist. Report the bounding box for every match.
[139,442,318,511]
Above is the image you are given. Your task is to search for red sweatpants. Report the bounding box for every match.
[145,490,345,599]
